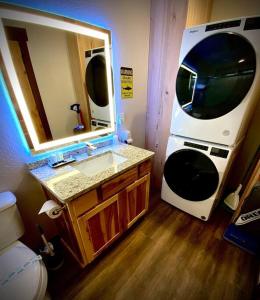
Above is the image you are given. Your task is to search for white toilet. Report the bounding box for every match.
[0,191,48,300]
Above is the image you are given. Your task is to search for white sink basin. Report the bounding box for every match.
[73,151,127,176]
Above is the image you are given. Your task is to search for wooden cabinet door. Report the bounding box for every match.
[120,174,150,230]
[77,194,121,262]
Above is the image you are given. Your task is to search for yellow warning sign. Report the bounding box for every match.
[121,67,133,99]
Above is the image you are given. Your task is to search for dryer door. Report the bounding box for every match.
[176,32,256,119]
[86,54,109,107]
[164,149,219,201]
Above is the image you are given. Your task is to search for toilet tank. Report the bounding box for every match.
[0,191,25,251]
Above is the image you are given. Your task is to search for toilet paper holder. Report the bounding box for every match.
[39,200,66,219]
[52,205,65,215]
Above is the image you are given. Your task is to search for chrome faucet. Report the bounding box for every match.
[85,142,97,156]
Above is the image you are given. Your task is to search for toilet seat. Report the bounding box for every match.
[0,241,47,300]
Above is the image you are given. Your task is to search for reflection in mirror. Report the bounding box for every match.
[3,19,111,144]
[178,64,197,109]
[176,33,256,119]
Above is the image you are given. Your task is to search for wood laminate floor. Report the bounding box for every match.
[49,194,257,300]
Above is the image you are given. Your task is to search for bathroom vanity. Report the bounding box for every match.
[30,144,154,267]
[0,5,154,268]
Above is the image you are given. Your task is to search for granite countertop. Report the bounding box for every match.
[30,144,154,203]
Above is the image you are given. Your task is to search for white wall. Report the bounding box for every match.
[0,0,150,248]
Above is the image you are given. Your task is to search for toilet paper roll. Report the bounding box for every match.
[38,200,63,219]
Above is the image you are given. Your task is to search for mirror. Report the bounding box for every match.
[0,6,115,152]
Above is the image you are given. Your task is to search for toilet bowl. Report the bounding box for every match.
[0,191,48,300]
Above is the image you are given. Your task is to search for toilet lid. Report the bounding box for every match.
[0,241,44,300]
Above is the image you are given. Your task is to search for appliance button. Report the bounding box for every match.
[222,130,230,136]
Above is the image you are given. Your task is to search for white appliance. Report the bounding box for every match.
[0,191,48,300]
[161,136,238,220]
[171,16,260,146]
[85,47,110,122]
[90,118,110,131]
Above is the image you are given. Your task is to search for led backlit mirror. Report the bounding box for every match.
[0,6,115,152]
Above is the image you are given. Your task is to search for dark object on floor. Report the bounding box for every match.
[224,183,260,255]
[223,223,259,255]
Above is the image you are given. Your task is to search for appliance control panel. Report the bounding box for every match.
[244,17,260,30]
[205,20,241,32]
[91,120,109,127]
[184,141,208,151]
[210,147,229,158]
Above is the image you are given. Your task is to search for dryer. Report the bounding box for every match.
[90,118,110,131]
[85,47,110,122]
[171,16,260,146]
[161,135,238,220]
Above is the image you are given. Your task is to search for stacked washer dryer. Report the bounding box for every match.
[161,16,260,220]
[85,47,111,130]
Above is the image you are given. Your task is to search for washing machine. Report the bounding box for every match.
[90,118,110,131]
[161,135,239,220]
[85,47,110,122]
[171,16,260,146]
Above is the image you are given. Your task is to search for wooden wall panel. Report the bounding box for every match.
[145,0,188,189]
[231,157,260,223]
[8,41,48,144]
[186,0,213,28]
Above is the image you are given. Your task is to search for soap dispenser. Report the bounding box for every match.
[117,113,133,144]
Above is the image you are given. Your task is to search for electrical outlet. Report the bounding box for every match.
[119,112,125,124]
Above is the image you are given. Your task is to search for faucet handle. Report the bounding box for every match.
[85,142,97,150]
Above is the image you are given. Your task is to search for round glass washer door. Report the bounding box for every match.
[86,55,109,107]
[164,149,219,201]
[176,32,256,119]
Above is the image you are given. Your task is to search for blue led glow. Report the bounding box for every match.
[1,0,111,29]
[111,34,121,126]
[1,0,118,162]
[31,134,114,162]
[91,133,114,144]
[1,69,114,162]
[0,72,30,154]
[31,142,85,162]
